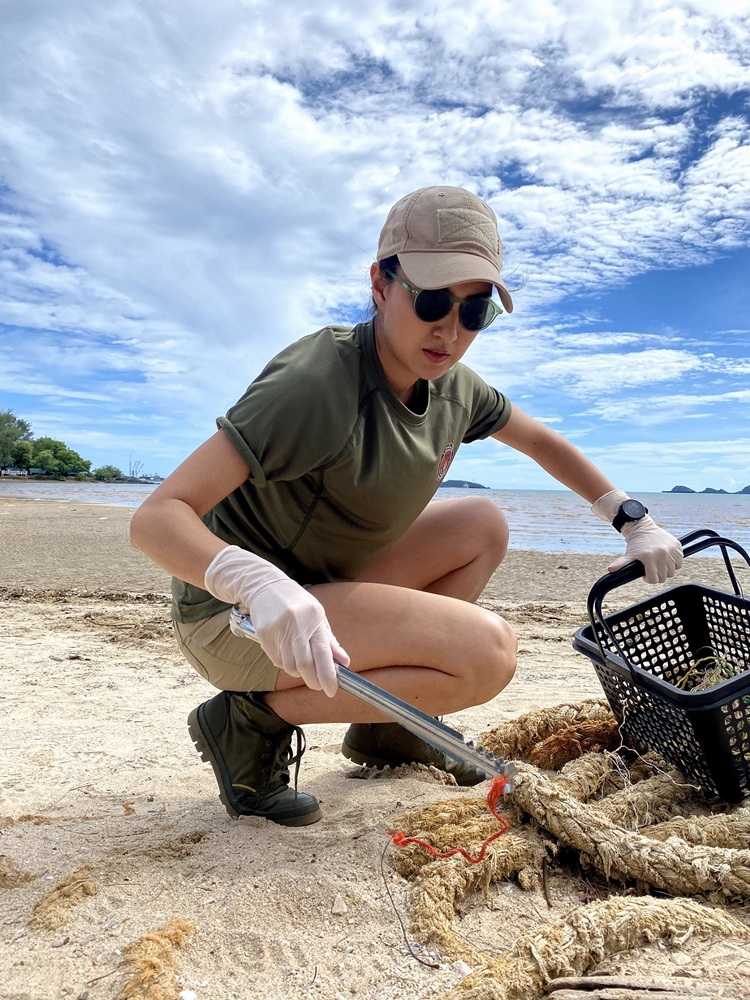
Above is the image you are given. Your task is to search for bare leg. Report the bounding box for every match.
[357,495,508,602]
[265,497,516,724]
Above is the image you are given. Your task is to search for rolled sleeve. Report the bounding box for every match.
[216,416,268,487]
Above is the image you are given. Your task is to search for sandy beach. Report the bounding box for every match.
[1,499,748,1000]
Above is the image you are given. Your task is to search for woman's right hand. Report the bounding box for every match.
[203,545,348,698]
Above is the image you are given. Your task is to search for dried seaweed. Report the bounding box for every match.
[27,864,99,930]
[116,918,195,1000]
[0,856,35,889]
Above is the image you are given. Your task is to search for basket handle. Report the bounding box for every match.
[587,531,750,679]
[680,528,747,593]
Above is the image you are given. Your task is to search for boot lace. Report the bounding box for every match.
[269,725,307,794]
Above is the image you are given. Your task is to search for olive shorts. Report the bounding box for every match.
[173,609,280,692]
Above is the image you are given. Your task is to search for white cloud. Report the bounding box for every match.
[585,437,750,468]
[447,432,750,493]
[559,332,664,347]
[488,347,704,397]
[585,388,750,425]
[0,1,749,470]
[467,325,750,409]
[605,442,750,493]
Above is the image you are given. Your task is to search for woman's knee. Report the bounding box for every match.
[469,609,517,702]
[464,497,509,561]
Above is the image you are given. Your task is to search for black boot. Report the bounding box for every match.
[341,722,487,786]
[188,691,321,826]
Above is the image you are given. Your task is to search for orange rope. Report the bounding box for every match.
[389,774,510,864]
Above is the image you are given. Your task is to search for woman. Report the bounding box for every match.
[130,185,682,827]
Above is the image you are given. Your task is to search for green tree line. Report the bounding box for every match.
[0,410,122,480]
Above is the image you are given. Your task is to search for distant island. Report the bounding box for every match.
[665,485,750,494]
[439,479,490,489]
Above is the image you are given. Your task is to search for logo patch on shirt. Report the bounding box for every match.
[436,442,455,482]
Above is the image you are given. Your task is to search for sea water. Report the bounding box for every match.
[0,480,157,507]
[434,489,750,554]
[2,480,749,554]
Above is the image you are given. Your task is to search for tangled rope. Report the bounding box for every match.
[510,761,750,900]
[390,699,750,988]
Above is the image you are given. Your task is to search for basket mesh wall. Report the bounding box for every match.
[604,596,693,682]
[701,592,750,780]
[590,586,750,799]
[591,659,718,793]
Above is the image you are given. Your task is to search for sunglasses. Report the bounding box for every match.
[386,270,503,331]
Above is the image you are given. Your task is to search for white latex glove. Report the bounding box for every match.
[204,545,349,698]
[591,489,683,585]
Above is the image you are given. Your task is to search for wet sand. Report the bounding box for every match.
[2,498,744,602]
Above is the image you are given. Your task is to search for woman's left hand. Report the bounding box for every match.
[608,517,683,584]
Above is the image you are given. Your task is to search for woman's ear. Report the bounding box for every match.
[370,261,388,311]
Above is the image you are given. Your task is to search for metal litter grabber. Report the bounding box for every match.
[229,606,516,787]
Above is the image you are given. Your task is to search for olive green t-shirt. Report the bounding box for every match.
[172,320,511,622]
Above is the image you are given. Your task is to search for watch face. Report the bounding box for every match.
[622,499,646,519]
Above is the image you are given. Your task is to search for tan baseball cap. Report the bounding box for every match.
[376,185,513,313]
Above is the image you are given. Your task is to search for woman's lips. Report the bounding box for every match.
[423,348,450,364]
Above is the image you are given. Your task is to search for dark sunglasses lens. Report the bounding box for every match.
[413,289,451,323]
[459,298,492,331]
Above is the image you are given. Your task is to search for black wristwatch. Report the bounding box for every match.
[612,499,649,533]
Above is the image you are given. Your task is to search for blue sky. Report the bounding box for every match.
[1,1,749,489]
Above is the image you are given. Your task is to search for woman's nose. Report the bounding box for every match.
[436,306,461,341]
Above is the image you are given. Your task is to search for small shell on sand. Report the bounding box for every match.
[331,893,348,915]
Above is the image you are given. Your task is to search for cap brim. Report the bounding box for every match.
[398,251,514,313]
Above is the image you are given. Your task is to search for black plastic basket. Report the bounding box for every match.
[573,529,750,801]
